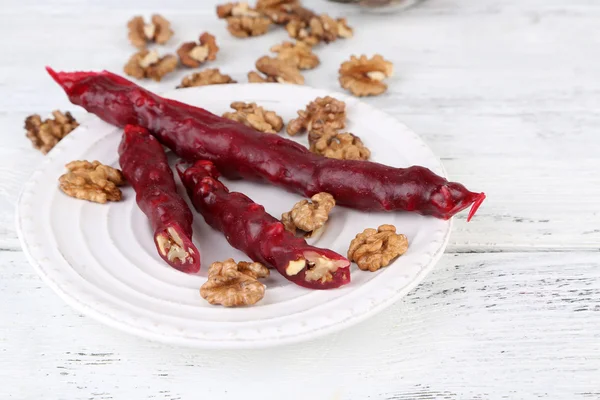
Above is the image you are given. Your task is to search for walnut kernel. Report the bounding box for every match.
[270,41,319,70]
[177,32,219,68]
[347,225,409,271]
[339,54,394,97]
[258,1,314,25]
[222,102,284,133]
[247,71,277,83]
[256,56,304,84]
[200,258,270,307]
[25,111,79,154]
[217,2,271,38]
[310,131,371,161]
[124,50,177,81]
[287,96,346,136]
[177,69,237,88]
[281,193,335,237]
[59,160,125,204]
[127,15,173,48]
[286,14,352,45]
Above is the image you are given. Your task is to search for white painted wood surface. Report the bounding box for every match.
[1,0,599,398]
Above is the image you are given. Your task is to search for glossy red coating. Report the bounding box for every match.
[118,124,200,273]
[48,68,485,220]
[177,160,351,289]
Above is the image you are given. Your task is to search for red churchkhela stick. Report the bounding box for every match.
[47,68,486,221]
[118,125,200,273]
[177,160,351,289]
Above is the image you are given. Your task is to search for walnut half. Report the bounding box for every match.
[339,54,394,97]
[127,15,173,48]
[222,102,284,133]
[281,192,335,238]
[25,111,79,154]
[177,32,219,68]
[124,50,178,81]
[310,131,371,161]
[217,2,272,38]
[177,69,237,88]
[347,225,409,271]
[287,96,346,136]
[255,56,304,85]
[270,41,319,70]
[59,160,126,204]
[200,259,270,307]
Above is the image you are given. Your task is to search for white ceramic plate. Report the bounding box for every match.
[16,84,450,349]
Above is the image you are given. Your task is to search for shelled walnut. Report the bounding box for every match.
[255,56,304,84]
[124,50,177,81]
[281,192,335,238]
[58,160,126,204]
[310,131,371,161]
[339,54,394,97]
[127,15,173,48]
[258,1,315,25]
[270,41,319,70]
[222,102,284,133]
[25,111,79,154]
[286,14,352,45]
[217,2,272,38]
[177,69,237,88]
[347,225,408,271]
[200,258,270,307]
[177,33,219,68]
[247,71,277,83]
[287,96,346,136]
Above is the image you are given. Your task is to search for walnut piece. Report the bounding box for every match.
[310,131,371,161]
[127,15,173,48]
[200,258,270,307]
[281,193,335,238]
[339,54,394,97]
[286,14,352,45]
[222,102,284,133]
[287,96,346,136]
[256,56,304,84]
[178,69,237,88]
[124,49,178,82]
[217,2,271,38]
[58,160,126,204]
[270,41,319,70]
[177,32,219,68]
[247,71,277,83]
[25,111,79,154]
[258,1,315,25]
[348,225,409,272]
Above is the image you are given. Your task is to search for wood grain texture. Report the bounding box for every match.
[1,0,599,398]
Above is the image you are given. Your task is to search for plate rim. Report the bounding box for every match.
[15,83,451,349]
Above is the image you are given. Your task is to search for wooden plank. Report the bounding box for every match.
[1,251,599,399]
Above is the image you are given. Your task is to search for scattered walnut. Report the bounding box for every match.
[25,111,79,154]
[339,54,394,97]
[247,71,277,83]
[200,258,270,307]
[348,225,409,271]
[270,41,319,70]
[286,14,352,45]
[256,56,304,84]
[124,49,178,81]
[217,2,271,38]
[58,160,126,204]
[177,69,237,88]
[281,193,335,238]
[127,15,173,48]
[223,102,284,133]
[287,96,346,136]
[177,32,219,68]
[310,131,371,160]
[258,1,315,25]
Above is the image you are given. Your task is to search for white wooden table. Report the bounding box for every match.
[2,0,599,398]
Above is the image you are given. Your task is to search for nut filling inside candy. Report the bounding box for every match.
[156,227,194,264]
[285,252,346,283]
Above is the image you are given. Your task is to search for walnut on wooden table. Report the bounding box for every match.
[339,54,394,97]
[177,32,219,68]
[281,192,335,238]
[177,69,237,88]
[222,102,284,133]
[309,130,371,161]
[200,259,270,307]
[58,160,126,204]
[270,41,319,70]
[347,224,408,271]
[25,110,79,154]
[127,14,173,48]
[287,96,346,136]
[217,2,272,38]
[124,49,178,81]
